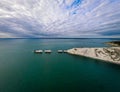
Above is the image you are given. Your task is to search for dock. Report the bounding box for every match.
[58,50,63,53]
[63,50,67,53]
[34,49,67,54]
[34,50,43,53]
[44,50,52,53]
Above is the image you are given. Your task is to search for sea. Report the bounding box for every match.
[0,38,120,92]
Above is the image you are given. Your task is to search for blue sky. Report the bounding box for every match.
[0,0,120,38]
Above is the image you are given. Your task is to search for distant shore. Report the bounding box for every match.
[105,41,120,46]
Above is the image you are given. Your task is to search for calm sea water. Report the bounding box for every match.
[0,38,120,92]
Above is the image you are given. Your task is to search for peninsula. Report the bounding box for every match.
[67,47,120,65]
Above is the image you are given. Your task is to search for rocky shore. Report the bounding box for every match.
[67,47,120,65]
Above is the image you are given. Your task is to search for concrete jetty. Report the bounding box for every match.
[34,49,68,54]
[58,50,63,53]
[44,50,52,53]
[34,50,43,53]
[63,50,67,53]
[67,47,120,65]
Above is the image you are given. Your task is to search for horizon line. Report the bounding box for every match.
[0,37,120,39]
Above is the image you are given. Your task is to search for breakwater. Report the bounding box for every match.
[67,47,120,64]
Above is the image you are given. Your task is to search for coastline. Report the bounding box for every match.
[67,47,120,65]
[105,41,120,47]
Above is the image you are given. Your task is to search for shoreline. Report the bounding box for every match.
[105,41,120,47]
[67,47,120,65]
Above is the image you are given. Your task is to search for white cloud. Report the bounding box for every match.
[0,0,120,38]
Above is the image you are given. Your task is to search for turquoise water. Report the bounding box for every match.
[0,38,120,92]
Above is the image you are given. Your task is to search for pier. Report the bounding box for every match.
[63,50,67,53]
[44,50,52,53]
[34,49,67,54]
[58,50,63,53]
[34,50,43,53]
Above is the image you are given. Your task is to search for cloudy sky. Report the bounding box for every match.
[0,0,120,38]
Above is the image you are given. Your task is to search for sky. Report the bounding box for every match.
[0,0,120,38]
